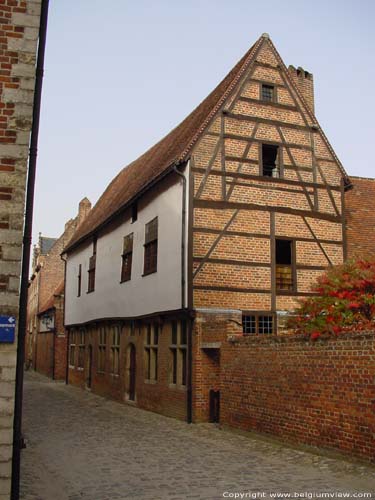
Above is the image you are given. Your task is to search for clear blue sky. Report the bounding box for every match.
[33,0,375,242]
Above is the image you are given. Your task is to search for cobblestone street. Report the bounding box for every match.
[20,371,375,500]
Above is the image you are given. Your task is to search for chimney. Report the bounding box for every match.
[77,197,91,226]
[288,65,314,114]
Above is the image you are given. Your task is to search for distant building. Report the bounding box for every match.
[27,198,91,379]
[62,34,353,424]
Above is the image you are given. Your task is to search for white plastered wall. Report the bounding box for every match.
[65,166,189,325]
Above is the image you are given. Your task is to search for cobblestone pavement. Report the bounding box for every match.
[20,371,375,500]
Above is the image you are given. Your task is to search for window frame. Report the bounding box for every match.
[87,237,97,293]
[69,330,76,368]
[97,326,107,374]
[110,325,121,376]
[242,312,276,335]
[260,143,282,178]
[260,83,276,103]
[77,264,82,297]
[143,217,158,276]
[275,238,296,294]
[144,323,159,382]
[120,233,134,283]
[169,320,187,388]
[77,328,85,370]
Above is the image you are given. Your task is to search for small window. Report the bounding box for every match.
[144,323,159,381]
[69,330,76,367]
[276,239,294,291]
[98,326,107,373]
[121,233,133,282]
[261,84,274,102]
[131,203,138,223]
[170,320,187,386]
[77,264,82,297]
[262,144,280,177]
[144,217,158,275]
[77,329,85,369]
[87,237,97,293]
[110,325,120,376]
[242,314,274,335]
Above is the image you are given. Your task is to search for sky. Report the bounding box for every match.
[33,0,375,243]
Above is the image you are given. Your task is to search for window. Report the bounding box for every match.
[170,320,187,386]
[261,84,274,102]
[77,264,82,297]
[276,239,294,291]
[143,217,158,275]
[110,325,120,375]
[131,203,138,223]
[262,144,280,177]
[98,326,107,373]
[144,323,159,381]
[69,330,76,367]
[77,328,85,369]
[121,233,133,282]
[88,237,97,293]
[242,313,274,334]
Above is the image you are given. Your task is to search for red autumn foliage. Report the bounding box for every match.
[288,259,375,339]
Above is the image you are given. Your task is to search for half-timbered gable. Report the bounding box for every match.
[190,34,348,319]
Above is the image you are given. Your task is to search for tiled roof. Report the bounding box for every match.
[40,236,57,255]
[38,280,64,315]
[346,176,375,260]
[64,39,262,253]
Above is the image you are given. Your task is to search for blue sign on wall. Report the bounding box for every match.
[0,316,16,343]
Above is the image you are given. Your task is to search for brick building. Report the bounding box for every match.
[62,32,363,431]
[27,198,91,380]
[0,1,42,498]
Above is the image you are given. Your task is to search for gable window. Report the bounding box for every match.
[77,264,82,297]
[276,239,294,292]
[121,233,133,282]
[131,202,138,223]
[143,217,158,276]
[98,326,107,373]
[110,325,120,376]
[261,84,274,102]
[144,323,159,381]
[242,313,274,334]
[170,320,187,386]
[88,237,97,293]
[262,144,280,177]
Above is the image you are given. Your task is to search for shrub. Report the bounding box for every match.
[288,259,375,339]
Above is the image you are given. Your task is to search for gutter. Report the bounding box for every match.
[11,2,50,499]
[60,253,70,385]
[172,162,193,424]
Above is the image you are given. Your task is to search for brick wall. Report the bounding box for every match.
[221,331,375,463]
[0,1,41,498]
[345,177,375,260]
[68,318,187,421]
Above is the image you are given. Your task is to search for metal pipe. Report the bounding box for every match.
[11,2,50,498]
[173,163,193,423]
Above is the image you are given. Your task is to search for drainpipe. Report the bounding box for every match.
[11,2,50,499]
[173,162,192,423]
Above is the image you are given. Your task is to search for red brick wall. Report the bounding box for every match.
[345,177,375,260]
[68,318,187,421]
[221,331,375,463]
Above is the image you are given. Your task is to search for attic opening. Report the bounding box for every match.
[261,84,274,102]
[262,144,279,177]
[275,239,293,291]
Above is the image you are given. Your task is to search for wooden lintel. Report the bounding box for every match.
[237,96,298,112]
[224,111,312,132]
